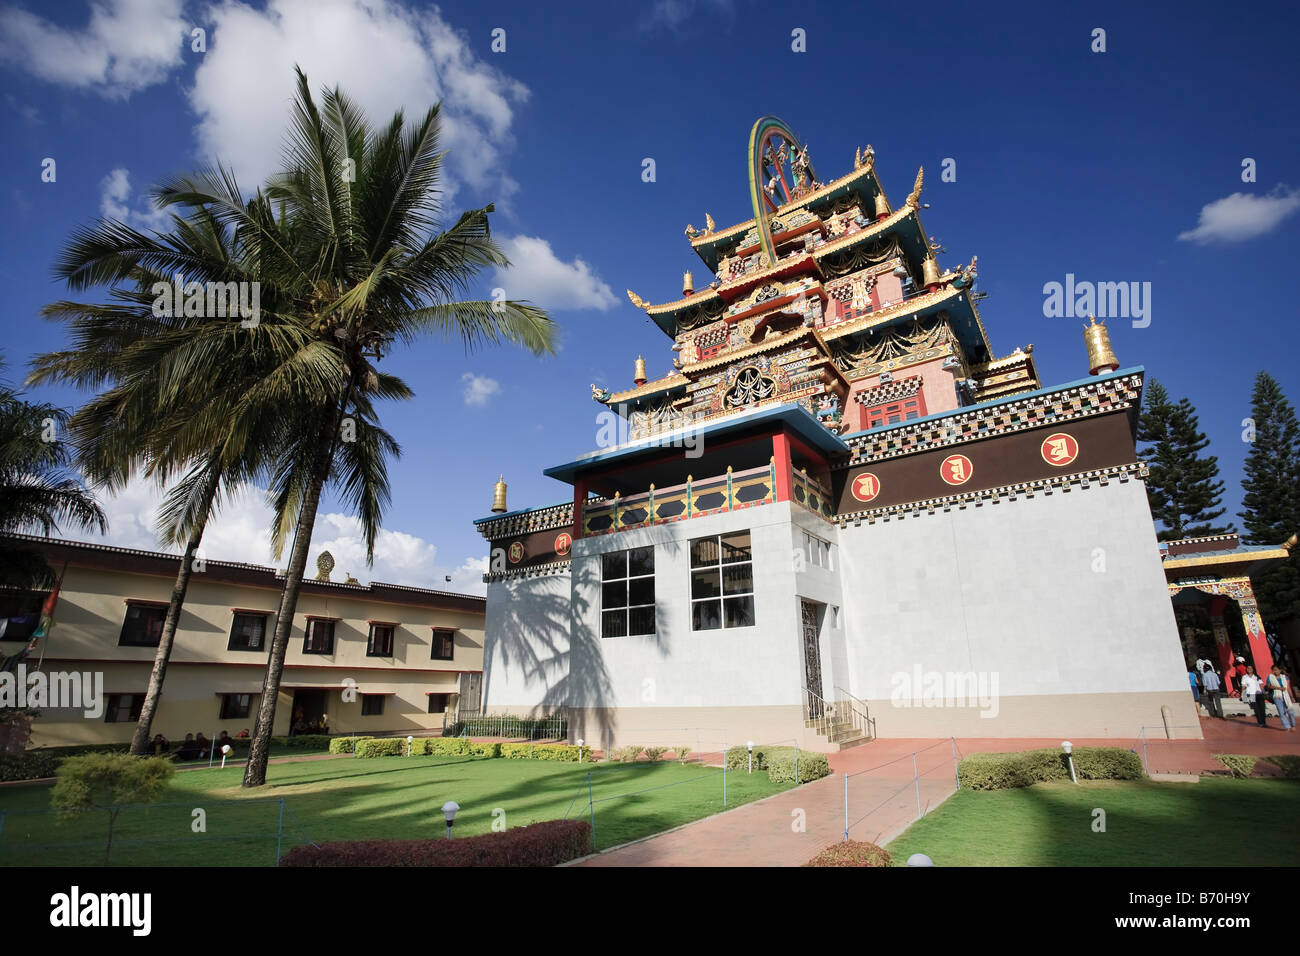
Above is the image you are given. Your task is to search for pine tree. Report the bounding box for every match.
[1238,371,1300,625]
[1137,377,1233,541]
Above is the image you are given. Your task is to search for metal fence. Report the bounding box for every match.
[839,738,960,846]
[443,714,568,740]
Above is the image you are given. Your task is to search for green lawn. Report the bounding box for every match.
[885,778,1300,866]
[0,754,789,865]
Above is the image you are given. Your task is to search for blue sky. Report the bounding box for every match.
[2,0,1298,591]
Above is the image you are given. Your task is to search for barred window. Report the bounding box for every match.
[303,619,335,655]
[367,624,395,657]
[120,603,167,646]
[601,547,655,638]
[228,613,267,651]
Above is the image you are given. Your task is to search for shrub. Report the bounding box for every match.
[355,738,405,758]
[427,738,471,757]
[804,841,892,867]
[766,749,830,784]
[279,734,332,750]
[469,741,501,758]
[957,747,1144,790]
[327,736,376,755]
[51,753,175,865]
[0,750,61,782]
[725,744,776,771]
[676,746,692,764]
[642,746,668,763]
[1265,755,1300,779]
[499,742,594,762]
[1214,754,1257,779]
[282,819,591,867]
[615,745,643,763]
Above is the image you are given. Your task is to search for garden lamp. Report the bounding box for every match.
[220,744,232,769]
[1061,741,1077,784]
[442,801,460,839]
[747,740,754,774]
[577,738,584,763]
[906,853,935,866]
[407,734,414,756]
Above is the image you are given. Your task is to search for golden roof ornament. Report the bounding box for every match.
[873,191,890,220]
[634,355,647,386]
[343,572,360,585]
[855,144,875,170]
[682,270,694,296]
[315,550,334,582]
[1084,316,1119,376]
[491,475,508,514]
[704,213,716,233]
[905,167,925,208]
[626,289,649,310]
[921,255,941,289]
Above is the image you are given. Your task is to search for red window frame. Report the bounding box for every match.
[862,389,927,429]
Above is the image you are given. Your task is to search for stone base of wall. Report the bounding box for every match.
[487,691,1203,753]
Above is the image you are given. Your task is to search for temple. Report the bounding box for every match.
[473,117,1208,750]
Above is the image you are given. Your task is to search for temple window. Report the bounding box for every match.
[690,531,755,630]
[601,547,656,638]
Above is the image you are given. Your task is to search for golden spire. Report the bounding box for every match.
[705,213,716,233]
[634,355,647,386]
[626,289,649,310]
[682,270,694,296]
[905,167,924,208]
[491,475,508,513]
[1084,316,1119,376]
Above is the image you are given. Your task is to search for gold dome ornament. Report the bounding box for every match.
[873,190,890,221]
[491,475,508,514]
[634,355,647,386]
[921,256,942,289]
[315,551,334,582]
[682,270,694,296]
[1084,316,1119,375]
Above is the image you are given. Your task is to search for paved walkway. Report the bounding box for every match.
[573,715,1300,867]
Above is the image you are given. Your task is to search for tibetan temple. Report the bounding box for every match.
[472,116,1261,750]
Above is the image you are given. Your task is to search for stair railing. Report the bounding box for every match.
[833,686,876,741]
[802,684,830,729]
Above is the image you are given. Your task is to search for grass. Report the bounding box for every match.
[0,754,791,865]
[885,778,1300,866]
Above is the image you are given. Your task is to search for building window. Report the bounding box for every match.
[804,532,832,570]
[228,612,268,651]
[690,531,755,631]
[219,693,252,719]
[361,694,385,716]
[104,694,144,723]
[119,603,167,647]
[427,693,450,714]
[303,619,335,655]
[367,624,395,657]
[863,391,927,429]
[601,546,655,638]
[431,630,455,660]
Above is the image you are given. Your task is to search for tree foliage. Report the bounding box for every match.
[1137,378,1233,540]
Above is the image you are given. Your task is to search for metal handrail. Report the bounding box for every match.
[833,686,876,741]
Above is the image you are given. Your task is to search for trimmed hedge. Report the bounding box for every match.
[0,750,61,782]
[724,744,829,783]
[499,742,596,762]
[328,736,376,755]
[1213,753,1257,779]
[355,738,405,758]
[281,819,592,867]
[804,841,892,867]
[957,747,1144,791]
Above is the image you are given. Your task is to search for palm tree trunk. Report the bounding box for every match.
[242,387,354,787]
[129,463,222,756]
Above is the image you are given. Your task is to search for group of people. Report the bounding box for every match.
[1190,656,1295,731]
[148,729,250,760]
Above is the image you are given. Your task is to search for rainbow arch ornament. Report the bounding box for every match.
[747,116,817,266]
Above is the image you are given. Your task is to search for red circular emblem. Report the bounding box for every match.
[850,472,882,502]
[507,541,524,564]
[940,454,973,486]
[554,533,572,557]
[1040,432,1079,467]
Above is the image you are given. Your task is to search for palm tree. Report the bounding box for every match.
[0,356,106,591]
[131,69,556,786]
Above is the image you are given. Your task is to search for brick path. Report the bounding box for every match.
[572,715,1300,867]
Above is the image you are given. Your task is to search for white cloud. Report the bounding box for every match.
[640,0,736,32]
[1177,185,1300,244]
[460,372,500,407]
[99,167,172,232]
[0,0,186,98]
[492,235,618,311]
[82,473,485,595]
[187,0,528,201]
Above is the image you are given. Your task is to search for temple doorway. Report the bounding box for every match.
[801,600,825,718]
[290,689,328,735]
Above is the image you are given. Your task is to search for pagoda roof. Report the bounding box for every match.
[1161,534,1293,579]
[542,402,849,486]
[604,371,691,405]
[688,161,883,271]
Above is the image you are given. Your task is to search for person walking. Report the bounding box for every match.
[1266,666,1294,732]
[1188,665,1202,705]
[1200,664,1223,719]
[1240,666,1268,727]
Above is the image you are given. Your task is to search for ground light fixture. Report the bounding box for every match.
[1062,741,1077,784]
[577,738,584,762]
[907,854,934,866]
[407,735,414,756]
[441,801,459,839]
[220,744,232,769]
[747,740,755,774]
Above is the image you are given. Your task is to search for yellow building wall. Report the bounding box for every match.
[6,561,483,748]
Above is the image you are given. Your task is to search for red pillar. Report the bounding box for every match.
[772,433,793,503]
[1238,587,1275,676]
[572,478,588,540]
[1208,596,1235,695]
